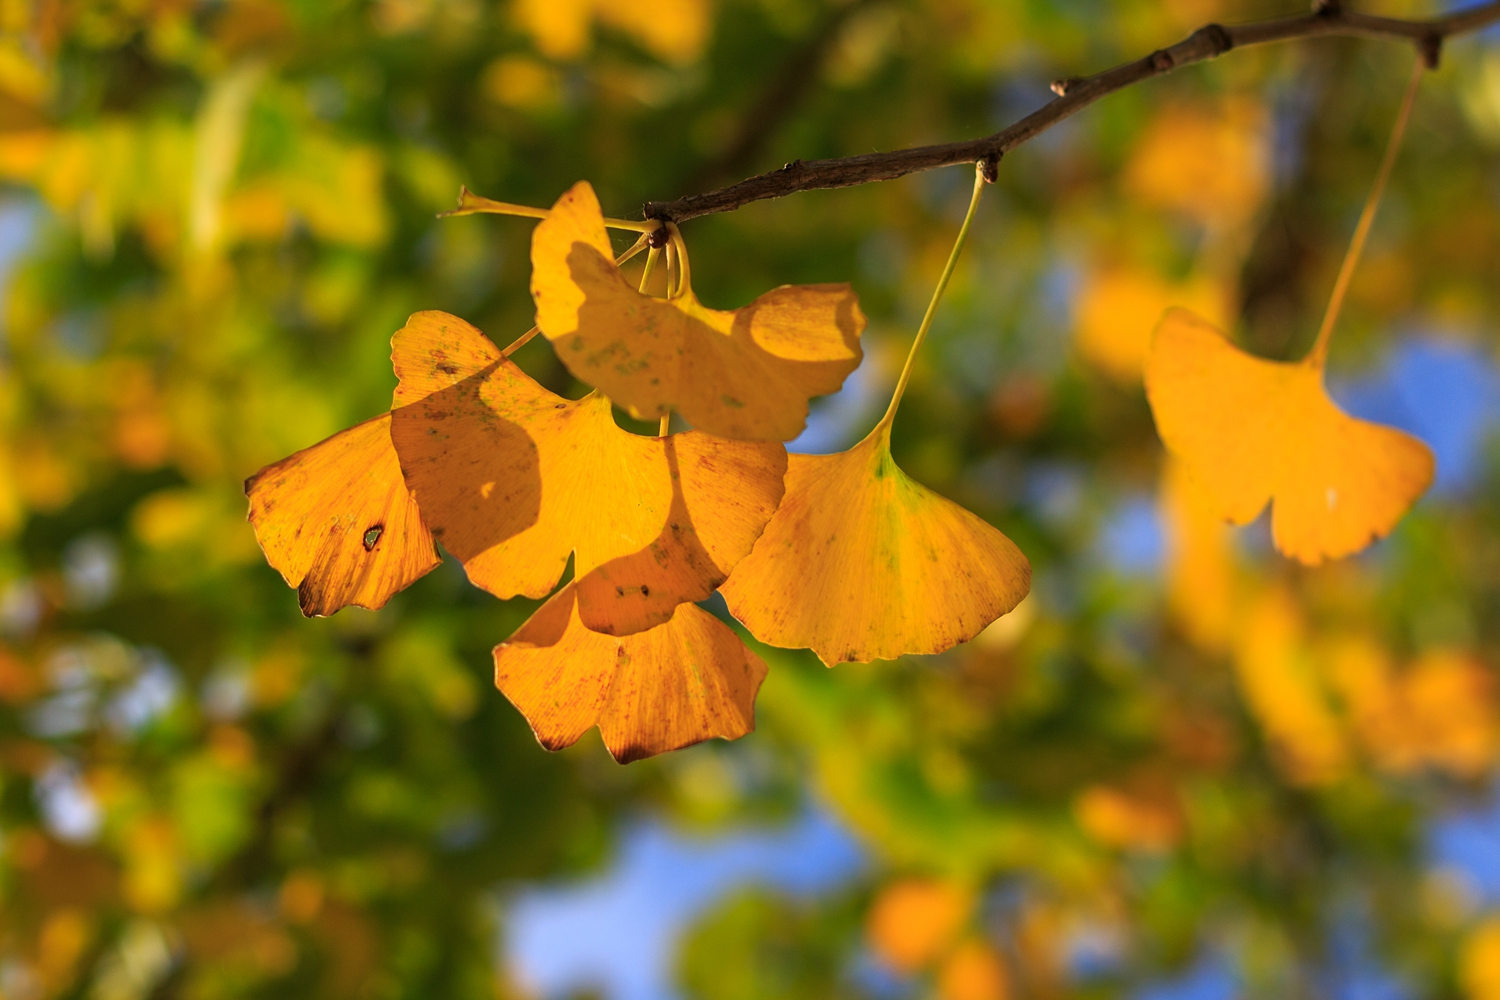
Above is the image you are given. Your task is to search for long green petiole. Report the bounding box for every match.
[441,186,660,234]
[877,162,989,431]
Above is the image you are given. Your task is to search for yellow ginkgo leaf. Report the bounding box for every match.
[1145,307,1434,564]
[245,414,440,617]
[719,425,1030,665]
[492,583,766,763]
[389,310,786,637]
[530,181,866,441]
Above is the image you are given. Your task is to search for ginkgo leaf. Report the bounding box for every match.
[492,583,766,763]
[246,414,440,617]
[530,181,866,441]
[719,426,1030,665]
[1145,307,1434,564]
[389,310,786,636]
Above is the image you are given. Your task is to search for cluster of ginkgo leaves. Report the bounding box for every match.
[248,60,1440,764]
[246,172,1031,762]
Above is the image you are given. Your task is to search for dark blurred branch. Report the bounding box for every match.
[643,0,1500,224]
[686,0,882,189]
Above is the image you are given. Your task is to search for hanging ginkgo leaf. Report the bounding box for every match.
[720,424,1030,664]
[1145,307,1433,564]
[530,181,866,441]
[493,582,766,763]
[389,310,787,637]
[721,165,1030,665]
[246,414,441,617]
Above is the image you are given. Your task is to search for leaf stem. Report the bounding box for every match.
[877,163,988,431]
[441,186,660,233]
[639,246,662,294]
[666,223,692,299]
[1308,56,1424,369]
[502,327,539,357]
[644,247,673,436]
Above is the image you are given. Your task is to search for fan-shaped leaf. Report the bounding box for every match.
[1145,308,1434,564]
[390,310,786,636]
[493,582,766,763]
[720,426,1030,665]
[246,414,440,617]
[530,181,865,441]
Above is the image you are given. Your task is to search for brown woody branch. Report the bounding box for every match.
[643,0,1500,224]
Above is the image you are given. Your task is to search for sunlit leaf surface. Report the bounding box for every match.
[245,414,439,617]
[721,425,1029,665]
[390,310,786,636]
[1146,307,1434,564]
[493,582,766,762]
[530,181,866,441]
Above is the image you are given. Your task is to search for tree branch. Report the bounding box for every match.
[642,0,1500,224]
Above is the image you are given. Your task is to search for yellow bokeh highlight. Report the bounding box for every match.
[482,55,560,108]
[1160,456,1236,652]
[867,878,973,973]
[1463,917,1500,1000]
[514,0,710,64]
[1075,784,1182,852]
[938,939,1011,1000]
[1327,639,1500,779]
[1125,97,1270,229]
[1233,588,1349,787]
[1076,265,1231,382]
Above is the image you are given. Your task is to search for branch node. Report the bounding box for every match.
[1049,77,1080,96]
[979,154,1000,183]
[646,226,671,249]
[1418,33,1442,69]
[1149,49,1175,72]
[1312,0,1341,14]
[1198,23,1234,55]
[781,159,806,173]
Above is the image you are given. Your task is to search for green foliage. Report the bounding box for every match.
[676,889,861,1000]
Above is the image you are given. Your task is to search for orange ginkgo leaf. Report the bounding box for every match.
[389,310,786,637]
[492,583,766,763]
[1145,308,1433,564]
[719,424,1030,665]
[530,181,865,441]
[723,165,1029,664]
[246,414,440,617]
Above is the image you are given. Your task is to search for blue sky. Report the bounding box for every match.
[505,807,865,1000]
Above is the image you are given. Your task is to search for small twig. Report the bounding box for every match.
[642,0,1500,224]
